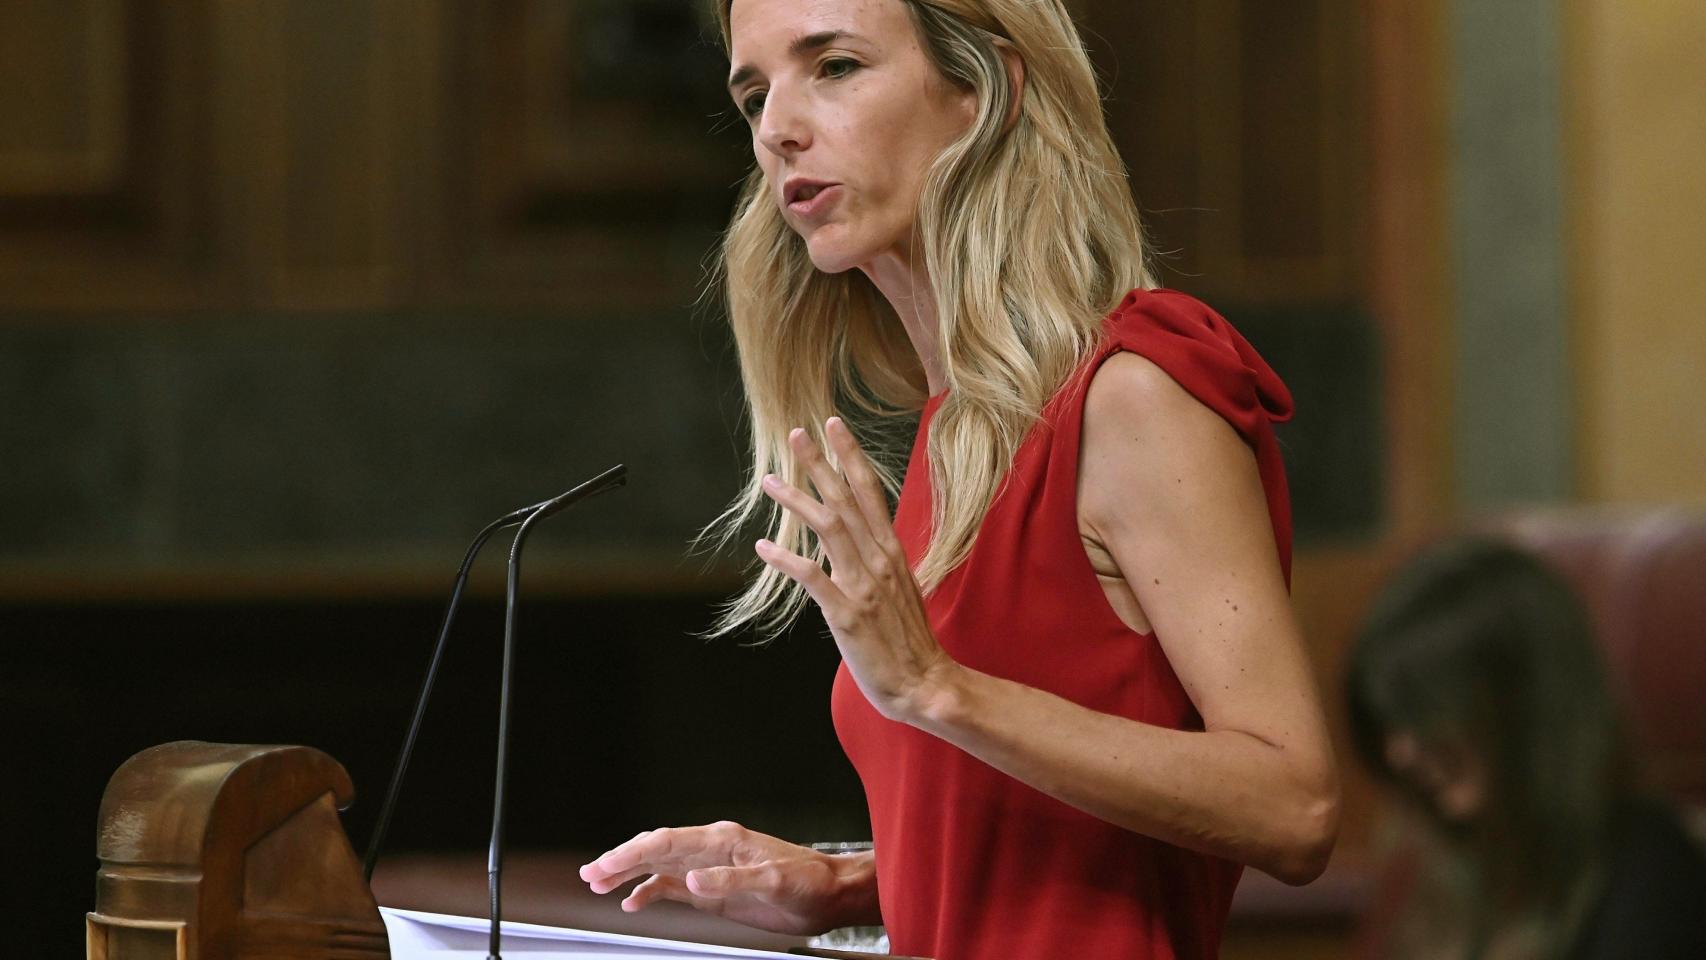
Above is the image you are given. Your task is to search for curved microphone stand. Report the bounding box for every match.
[358,464,629,951]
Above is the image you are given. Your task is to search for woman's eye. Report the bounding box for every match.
[741,92,766,119]
[822,58,858,79]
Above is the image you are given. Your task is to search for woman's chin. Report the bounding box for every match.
[801,231,872,275]
[805,249,855,275]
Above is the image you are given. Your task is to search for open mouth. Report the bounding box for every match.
[786,179,837,206]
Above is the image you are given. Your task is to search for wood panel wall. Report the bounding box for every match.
[1083,0,1362,304]
[0,0,219,309]
[0,0,749,313]
[0,0,1373,310]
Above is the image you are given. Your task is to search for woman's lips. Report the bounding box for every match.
[788,184,842,221]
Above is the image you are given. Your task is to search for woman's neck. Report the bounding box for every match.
[860,251,948,397]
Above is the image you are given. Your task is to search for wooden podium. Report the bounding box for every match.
[88,741,390,960]
[89,741,921,960]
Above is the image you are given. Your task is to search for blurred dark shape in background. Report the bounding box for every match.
[1347,529,1706,958]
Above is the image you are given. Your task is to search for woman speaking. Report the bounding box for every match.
[580,1,1341,957]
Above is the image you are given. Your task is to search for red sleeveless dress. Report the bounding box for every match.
[830,289,1295,960]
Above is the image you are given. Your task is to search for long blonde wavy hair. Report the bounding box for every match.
[705,0,1153,638]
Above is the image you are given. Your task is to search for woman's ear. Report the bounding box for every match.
[994,39,1026,133]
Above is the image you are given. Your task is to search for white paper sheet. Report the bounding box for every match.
[379,906,805,960]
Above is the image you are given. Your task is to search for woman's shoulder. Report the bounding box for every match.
[1099,287,1238,342]
[1083,287,1294,445]
[1075,290,1277,522]
[1571,798,1706,958]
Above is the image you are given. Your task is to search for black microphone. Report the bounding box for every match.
[486,465,626,959]
[362,465,629,892]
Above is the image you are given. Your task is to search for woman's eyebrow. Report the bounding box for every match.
[728,29,871,91]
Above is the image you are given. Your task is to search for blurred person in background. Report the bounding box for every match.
[577,0,1339,957]
[1347,537,1706,959]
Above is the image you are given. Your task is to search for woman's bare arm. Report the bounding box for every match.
[755,358,1340,885]
[904,352,1339,882]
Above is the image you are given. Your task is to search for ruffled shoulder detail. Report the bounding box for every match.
[1094,288,1294,446]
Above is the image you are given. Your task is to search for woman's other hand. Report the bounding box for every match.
[757,417,957,722]
[577,821,879,936]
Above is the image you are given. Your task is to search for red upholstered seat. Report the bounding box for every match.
[1495,507,1706,809]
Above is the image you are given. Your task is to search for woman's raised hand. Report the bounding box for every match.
[756,417,958,723]
[577,821,877,935]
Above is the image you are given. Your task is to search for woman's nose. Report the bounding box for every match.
[757,87,811,157]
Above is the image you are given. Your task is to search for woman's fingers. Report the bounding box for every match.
[764,424,891,578]
[583,862,655,894]
[824,417,902,555]
[763,452,870,578]
[622,873,716,913]
[580,824,736,891]
[583,830,841,935]
[686,862,790,900]
[760,472,845,555]
[579,830,668,885]
[789,426,882,549]
[756,538,848,615]
[621,863,808,918]
[759,418,922,627]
